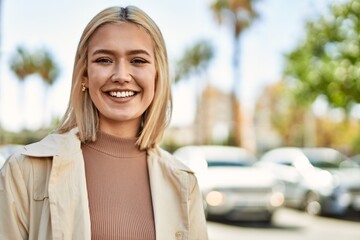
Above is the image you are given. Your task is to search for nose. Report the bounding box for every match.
[111,61,132,83]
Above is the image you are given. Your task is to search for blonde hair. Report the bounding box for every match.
[57,6,172,150]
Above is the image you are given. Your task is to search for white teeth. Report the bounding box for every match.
[109,91,135,98]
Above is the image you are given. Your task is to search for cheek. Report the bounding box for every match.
[87,68,108,90]
[139,79,155,112]
[146,77,156,100]
[137,68,156,97]
[86,69,104,103]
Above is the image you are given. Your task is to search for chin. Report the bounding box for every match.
[101,113,142,124]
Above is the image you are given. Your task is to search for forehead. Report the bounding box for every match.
[88,22,154,54]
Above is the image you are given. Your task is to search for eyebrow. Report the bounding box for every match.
[91,48,152,57]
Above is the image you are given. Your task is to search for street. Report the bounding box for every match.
[207,208,360,240]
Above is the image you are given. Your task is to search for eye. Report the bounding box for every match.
[131,58,148,64]
[94,58,113,64]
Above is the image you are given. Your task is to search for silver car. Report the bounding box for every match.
[259,147,360,216]
[350,154,360,167]
[173,145,284,222]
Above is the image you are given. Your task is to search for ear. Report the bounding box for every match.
[82,71,89,86]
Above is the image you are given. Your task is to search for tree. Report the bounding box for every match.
[33,48,59,125]
[174,38,215,112]
[9,46,59,128]
[9,47,36,81]
[210,0,259,147]
[35,49,59,86]
[174,40,215,144]
[174,40,214,84]
[255,81,309,149]
[285,0,360,112]
[255,80,360,153]
[9,47,37,129]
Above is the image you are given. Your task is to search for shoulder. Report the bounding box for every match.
[1,129,80,190]
[1,149,30,176]
[22,128,81,157]
[1,128,80,177]
[0,150,38,194]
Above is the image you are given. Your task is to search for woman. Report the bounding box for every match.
[0,6,208,240]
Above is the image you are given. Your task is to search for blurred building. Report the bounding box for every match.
[165,84,256,152]
[194,85,233,145]
[254,94,282,154]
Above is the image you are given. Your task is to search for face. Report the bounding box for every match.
[85,22,156,137]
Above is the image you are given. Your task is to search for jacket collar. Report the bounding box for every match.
[21,128,193,174]
[21,128,81,157]
[148,147,193,173]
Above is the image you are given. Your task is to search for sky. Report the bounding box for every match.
[0,0,332,132]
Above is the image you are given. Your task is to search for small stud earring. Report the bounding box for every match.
[81,82,86,92]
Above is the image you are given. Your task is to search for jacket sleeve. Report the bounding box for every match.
[0,155,29,239]
[188,174,209,240]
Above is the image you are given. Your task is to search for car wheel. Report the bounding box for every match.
[304,192,322,215]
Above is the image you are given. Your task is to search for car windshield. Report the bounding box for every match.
[302,149,348,169]
[176,146,257,169]
[207,160,253,167]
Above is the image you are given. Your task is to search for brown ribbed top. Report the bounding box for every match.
[82,132,156,240]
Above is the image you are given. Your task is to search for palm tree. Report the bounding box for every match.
[175,40,214,83]
[174,40,215,144]
[34,48,59,126]
[9,47,37,129]
[175,39,214,104]
[35,49,59,85]
[210,0,259,147]
[10,47,36,80]
[9,46,59,128]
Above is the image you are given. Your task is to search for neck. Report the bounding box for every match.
[99,118,141,138]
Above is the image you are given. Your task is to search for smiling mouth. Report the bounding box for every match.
[108,91,136,98]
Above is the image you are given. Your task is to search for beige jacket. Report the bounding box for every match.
[0,129,208,240]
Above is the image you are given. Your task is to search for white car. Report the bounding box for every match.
[258,147,360,216]
[173,145,284,222]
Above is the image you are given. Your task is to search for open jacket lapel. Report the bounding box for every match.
[147,149,194,240]
[19,129,196,240]
[21,129,91,240]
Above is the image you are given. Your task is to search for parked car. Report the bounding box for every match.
[258,147,360,216]
[0,144,24,168]
[173,145,284,222]
[350,154,360,167]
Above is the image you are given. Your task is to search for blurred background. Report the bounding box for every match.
[1,0,360,239]
[1,0,360,156]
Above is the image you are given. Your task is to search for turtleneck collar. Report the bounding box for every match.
[82,131,145,158]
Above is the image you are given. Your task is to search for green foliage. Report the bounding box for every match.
[8,46,60,129]
[0,128,50,145]
[285,0,360,112]
[210,0,258,37]
[255,81,308,147]
[9,46,59,85]
[352,134,360,154]
[9,47,36,80]
[34,49,59,85]
[174,40,214,83]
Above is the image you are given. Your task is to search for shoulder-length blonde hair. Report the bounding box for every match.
[57,6,172,150]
